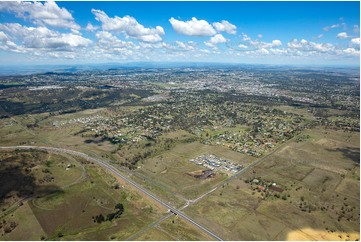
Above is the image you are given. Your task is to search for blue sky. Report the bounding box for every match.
[0,1,359,66]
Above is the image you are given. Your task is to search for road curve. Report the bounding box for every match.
[0,145,223,241]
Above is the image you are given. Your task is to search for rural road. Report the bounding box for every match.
[188,133,303,205]
[0,145,223,241]
[124,134,302,240]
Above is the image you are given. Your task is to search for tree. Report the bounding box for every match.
[107,213,116,221]
[95,214,105,223]
[115,203,124,213]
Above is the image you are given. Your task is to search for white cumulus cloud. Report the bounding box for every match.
[272,40,282,46]
[287,38,335,53]
[204,34,227,48]
[85,22,98,32]
[96,31,135,48]
[242,33,251,41]
[0,31,7,41]
[0,1,80,30]
[238,44,248,49]
[350,37,360,46]
[169,17,216,36]
[94,31,136,57]
[257,48,269,54]
[0,23,91,54]
[92,9,164,42]
[342,48,359,56]
[337,32,350,39]
[175,41,195,51]
[212,20,237,35]
[249,39,282,49]
[209,34,227,44]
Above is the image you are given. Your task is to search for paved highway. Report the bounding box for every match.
[0,145,223,241]
[84,149,188,205]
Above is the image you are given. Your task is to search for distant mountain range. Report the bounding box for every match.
[0,62,359,76]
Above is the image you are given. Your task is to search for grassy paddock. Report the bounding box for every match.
[0,150,164,240]
[184,128,360,240]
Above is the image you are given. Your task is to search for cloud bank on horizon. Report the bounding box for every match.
[0,1,359,65]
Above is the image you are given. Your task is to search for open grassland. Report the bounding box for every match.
[129,214,214,241]
[276,105,315,119]
[126,173,186,209]
[130,226,176,241]
[184,182,288,240]
[0,150,166,240]
[184,128,360,241]
[0,202,45,241]
[157,215,213,241]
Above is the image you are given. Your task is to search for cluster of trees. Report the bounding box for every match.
[93,203,124,224]
[0,220,17,234]
[118,137,175,170]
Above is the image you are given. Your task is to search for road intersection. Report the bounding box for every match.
[0,145,223,241]
[0,135,298,240]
